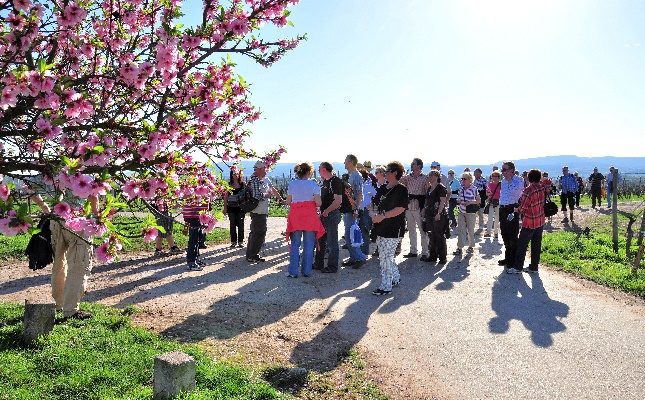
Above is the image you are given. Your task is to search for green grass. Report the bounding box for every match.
[0,303,388,399]
[0,303,287,399]
[540,211,645,297]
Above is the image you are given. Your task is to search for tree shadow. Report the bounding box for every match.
[488,271,569,347]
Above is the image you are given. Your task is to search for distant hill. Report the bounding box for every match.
[216,156,644,180]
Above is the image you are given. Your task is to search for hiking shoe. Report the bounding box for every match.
[199,244,208,249]
[506,267,521,274]
[342,260,358,267]
[403,253,417,258]
[186,263,203,271]
[321,267,337,273]
[154,249,166,257]
[498,259,507,266]
[286,273,297,278]
[392,278,401,286]
[196,259,207,267]
[230,243,237,248]
[237,242,244,248]
[246,255,266,263]
[466,247,474,253]
[438,259,447,265]
[169,246,183,254]
[352,259,367,269]
[372,288,392,296]
[453,249,462,256]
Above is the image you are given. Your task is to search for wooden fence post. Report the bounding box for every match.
[612,169,619,253]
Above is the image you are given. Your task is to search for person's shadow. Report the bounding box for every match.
[488,271,569,347]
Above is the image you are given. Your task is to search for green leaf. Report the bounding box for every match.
[38,58,47,74]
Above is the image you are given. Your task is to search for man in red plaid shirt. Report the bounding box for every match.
[507,169,552,274]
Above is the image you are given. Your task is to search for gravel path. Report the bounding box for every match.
[2,211,644,399]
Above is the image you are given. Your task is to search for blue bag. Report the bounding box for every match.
[350,219,363,248]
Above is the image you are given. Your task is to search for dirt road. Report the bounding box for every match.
[2,213,644,399]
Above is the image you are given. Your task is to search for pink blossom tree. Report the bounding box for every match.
[0,0,302,261]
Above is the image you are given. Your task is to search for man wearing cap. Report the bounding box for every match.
[400,158,429,260]
[246,160,271,263]
[587,167,604,209]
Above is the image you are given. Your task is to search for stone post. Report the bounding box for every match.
[153,351,196,399]
[22,299,56,344]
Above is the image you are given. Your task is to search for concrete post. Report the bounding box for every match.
[153,351,196,399]
[22,299,56,344]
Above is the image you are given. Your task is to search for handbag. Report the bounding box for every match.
[544,189,558,218]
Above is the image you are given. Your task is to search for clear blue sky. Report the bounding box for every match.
[185,0,645,165]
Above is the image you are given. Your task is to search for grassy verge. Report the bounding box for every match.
[0,302,387,399]
[541,211,645,297]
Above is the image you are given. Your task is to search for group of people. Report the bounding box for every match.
[26,157,622,318]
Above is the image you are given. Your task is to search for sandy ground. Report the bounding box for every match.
[2,205,645,399]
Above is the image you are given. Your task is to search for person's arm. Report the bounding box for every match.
[322,194,342,217]
[31,194,51,214]
[373,206,406,223]
[88,194,99,216]
[313,194,322,208]
[286,194,293,205]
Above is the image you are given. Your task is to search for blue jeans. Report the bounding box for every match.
[514,225,544,270]
[360,210,372,255]
[185,218,202,263]
[315,210,341,271]
[606,184,613,207]
[344,212,366,262]
[289,230,315,277]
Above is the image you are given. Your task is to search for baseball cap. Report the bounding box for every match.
[430,161,440,167]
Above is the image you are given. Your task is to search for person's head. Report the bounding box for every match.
[502,161,515,179]
[385,161,405,181]
[294,161,313,179]
[522,171,528,180]
[430,161,440,170]
[562,165,570,176]
[574,171,579,177]
[363,161,373,172]
[428,169,441,182]
[474,168,482,178]
[461,171,474,186]
[463,167,471,172]
[344,154,358,170]
[318,161,333,180]
[542,171,549,180]
[410,157,423,172]
[492,165,499,171]
[609,165,615,173]
[593,167,598,173]
[253,160,267,177]
[528,169,541,184]
[374,165,386,182]
[448,169,455,179]
[491,170,501,180]
[229,168,244,184]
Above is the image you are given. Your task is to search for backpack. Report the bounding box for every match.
[24,218,53,270]
[237,185,260,212]
[337,176,355,214]
[226,186,247,208]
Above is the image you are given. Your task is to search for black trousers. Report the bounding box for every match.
[499,207,520,266]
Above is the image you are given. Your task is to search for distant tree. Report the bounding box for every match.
[0,0,303,261]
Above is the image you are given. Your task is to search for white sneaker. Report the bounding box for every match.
[506,267,521,274]
[186,263,203,271]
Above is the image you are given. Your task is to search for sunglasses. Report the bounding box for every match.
[385,169,394,173]
[501,168,509,172]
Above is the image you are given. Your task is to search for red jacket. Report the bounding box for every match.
[285,201,325,247]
